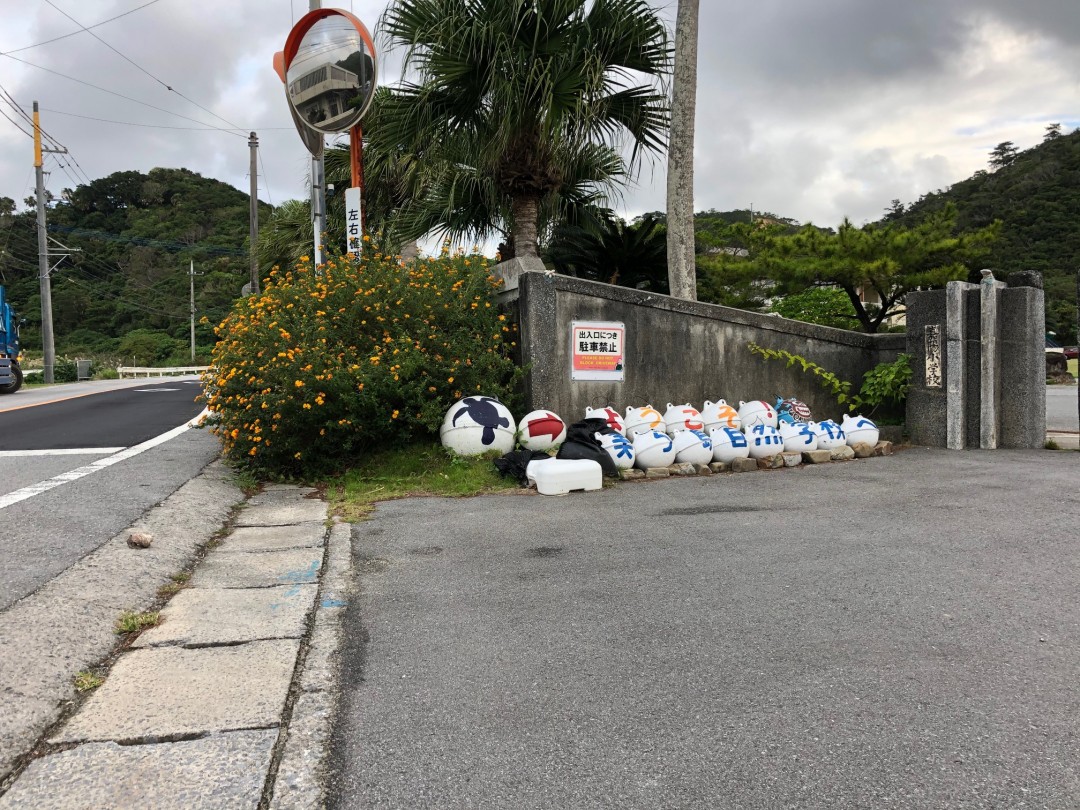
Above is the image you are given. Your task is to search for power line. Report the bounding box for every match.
[0,0,167,55]
[259,150,274,206]
[38,107,293,133]
[43,0,246,132]
[0,105,32,138]
[0,83,67,152]
[0,53,247,137]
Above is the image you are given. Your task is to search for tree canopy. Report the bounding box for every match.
[376,0,671,257]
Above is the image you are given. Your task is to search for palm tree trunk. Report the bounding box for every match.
[511,193,541,259]
[666,0,699,301]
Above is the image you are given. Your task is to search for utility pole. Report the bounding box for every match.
[309,0,325,268]
[189,260,198,361]
[33,101,64,384]
[249,132,260,295]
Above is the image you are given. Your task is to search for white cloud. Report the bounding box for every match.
[0,0,1077,239]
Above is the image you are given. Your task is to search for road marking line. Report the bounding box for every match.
[134,388,180,392]
[0,448,126,457]
[0,409,210,511]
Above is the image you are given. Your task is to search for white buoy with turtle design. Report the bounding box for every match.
[440,396,516,455]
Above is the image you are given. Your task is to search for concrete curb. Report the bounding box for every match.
[0,459,242,785]
[0,487,348,810]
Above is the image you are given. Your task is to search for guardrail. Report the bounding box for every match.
[117,366,210,378]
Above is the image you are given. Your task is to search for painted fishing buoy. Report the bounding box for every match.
[662,402,704,436]
[746,424,784,459]
[671,429,713,465]
[709,426,750,463]
[779,421,818,452]
[585,405,626,436]
[701,399,741,433]
[738,400,778,430]
[440,396,516,455]
[842,414,880,447]
[517,410,566,451]
[597,431,636,470]
[623,404,665,438]
[633,430,675,469]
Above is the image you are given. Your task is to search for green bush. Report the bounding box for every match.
[53,357,78,383]
[204,248,522,475]
[118,329,182,366]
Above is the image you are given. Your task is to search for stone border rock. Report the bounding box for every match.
[617,441,896,481]
[267,520,352,810]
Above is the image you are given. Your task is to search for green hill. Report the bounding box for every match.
[0,168,269,365]
[889,127,1080,343]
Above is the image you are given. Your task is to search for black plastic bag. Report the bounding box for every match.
[557,418,618,477]
[493,449,552,487]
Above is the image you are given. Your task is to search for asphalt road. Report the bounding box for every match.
[0,380,205,450]
[330,449,1080,809]
[1046,384,1079,432]
[0,378,219,610]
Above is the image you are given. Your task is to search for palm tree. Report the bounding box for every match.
[546,214,668,292]
[666,0,699,300]
[379,0,671,258]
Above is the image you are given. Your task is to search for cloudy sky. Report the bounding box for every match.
[1,0,1078,241]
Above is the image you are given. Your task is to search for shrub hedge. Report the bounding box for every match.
[204,248,522,475]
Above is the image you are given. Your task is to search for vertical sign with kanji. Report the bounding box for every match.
[571,321,625,381]
[345,186,363,257]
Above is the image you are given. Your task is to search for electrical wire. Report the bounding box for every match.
[0,53,247,137]
[0,0,167,55]
[0,83,68,152]
[40,108,292,132]
[43,0,245,133]
[258,150,274,206]
[0,105,32,138]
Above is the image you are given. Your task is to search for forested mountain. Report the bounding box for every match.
[0,168,269,364]
[888,127,1080,342]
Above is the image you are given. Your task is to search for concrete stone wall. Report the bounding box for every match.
[905,276,1044,449]
[512,272,903,421]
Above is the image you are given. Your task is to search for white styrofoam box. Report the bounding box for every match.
[526,458,603,496]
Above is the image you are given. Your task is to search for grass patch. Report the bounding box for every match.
[1045,439,1062,450]
[170,571,191,584]
[1069,358,1078,377]
[73,671,104,692]
[115,610,160,635]
[156,581,184,598]
[326,442,519,521]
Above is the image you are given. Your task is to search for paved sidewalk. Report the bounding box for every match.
[0,485,352,810]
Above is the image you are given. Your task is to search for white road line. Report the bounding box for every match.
[0,409,210,511]
[0,448,126,457]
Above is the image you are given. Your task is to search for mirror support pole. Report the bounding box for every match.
[350,124,365,233]
[311,152,325,267]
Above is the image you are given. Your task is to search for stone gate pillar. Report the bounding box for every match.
[905,272,1045,449]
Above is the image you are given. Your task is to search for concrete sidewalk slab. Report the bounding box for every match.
[248,487,319,504]
[133,585,317,648]
[223,524,326,552]
[54,640,299,744]
[235,499,326,527]
[0,730,276,810]
[192,548,322,589]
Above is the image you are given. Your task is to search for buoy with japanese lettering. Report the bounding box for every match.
[663,403,704,436]
[597,431,635,470]
[776,396,813,426]
[440,396,516,455]
[738,400,778,430]
[779,421,818,452]
[709,426,750,463]
[584,405,625,435]
[842,414,879,447]
[700,399,741,433]
[517,410,566,452]
[633,430,675,469]
[623,405,665,437]
[671,429,713,465]
[746,424,784,458]
[812,419,847,450]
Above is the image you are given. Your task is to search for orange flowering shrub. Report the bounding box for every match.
[203,249,522,475]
